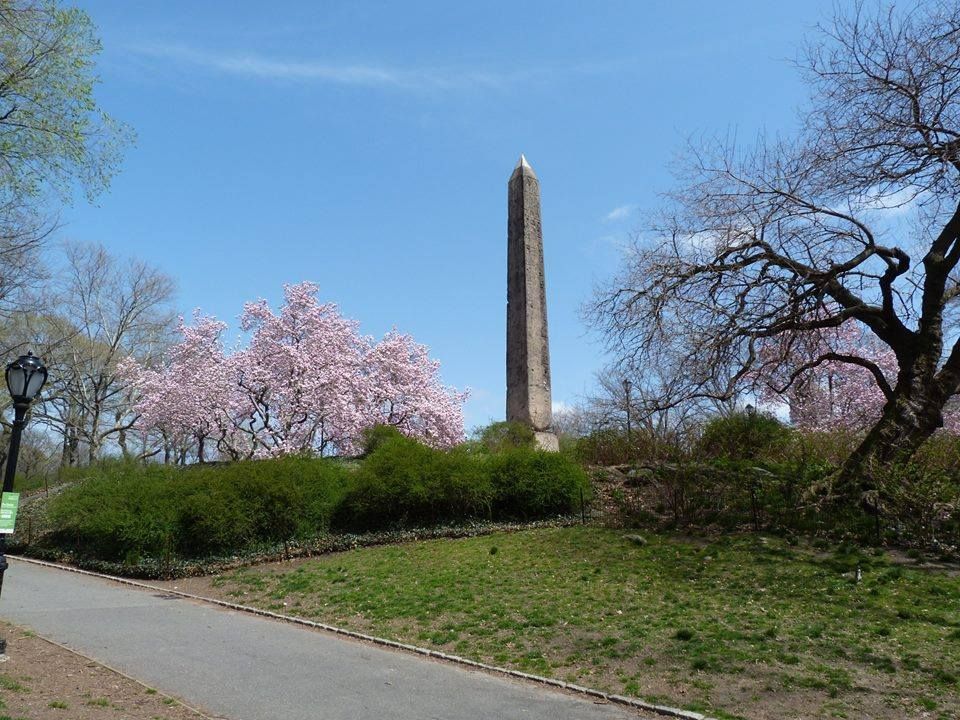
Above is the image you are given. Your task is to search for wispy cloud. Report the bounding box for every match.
[603,204,636,223]
[125,43,532,92]
[861,186,922,216]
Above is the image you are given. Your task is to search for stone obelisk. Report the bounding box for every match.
[507,155,558,451]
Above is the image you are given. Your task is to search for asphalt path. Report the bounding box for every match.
[1,559,653,720]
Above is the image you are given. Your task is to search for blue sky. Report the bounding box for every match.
[62,0,837,430]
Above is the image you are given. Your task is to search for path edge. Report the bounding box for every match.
[5,622,220,719]
[9,554,714,720]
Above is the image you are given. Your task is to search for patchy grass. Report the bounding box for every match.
[0,677,27,694]
[179,526,960,720]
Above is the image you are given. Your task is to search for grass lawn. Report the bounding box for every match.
[174,527,960,720]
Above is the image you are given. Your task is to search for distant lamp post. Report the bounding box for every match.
[622,378,633,460]
[0,351,47,655]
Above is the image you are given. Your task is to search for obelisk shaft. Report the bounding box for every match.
[507,155,557,451]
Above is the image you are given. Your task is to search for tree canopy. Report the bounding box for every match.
[588,1,960,484]
[0,1,131,331]
[122,282,468,461]
[0,0,129,205]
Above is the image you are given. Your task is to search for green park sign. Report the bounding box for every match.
[0,492,20,534]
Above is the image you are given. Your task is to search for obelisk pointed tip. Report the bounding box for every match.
[511,153,537,179]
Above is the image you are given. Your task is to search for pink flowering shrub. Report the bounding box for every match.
[122,282,467,460]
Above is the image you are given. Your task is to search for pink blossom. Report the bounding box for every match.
[757,320,959,435]
[363,331,469,448]
[123,282,467,460]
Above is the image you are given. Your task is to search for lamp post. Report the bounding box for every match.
[622,378,632,460]
[0,351,47,655]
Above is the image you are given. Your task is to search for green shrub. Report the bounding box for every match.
[475,421,535,453]
[39,437,595,563]
[574,428,631,466]
[46,456,350,562]
[487,449,590,520]
[913,433,960,474]
[334,434,589,531]
[361,424,404,455]
[874,463,960,548]
[698,411,793,461]
[787,430,859,467]
[333,434,492,531]
[627,459,831,532]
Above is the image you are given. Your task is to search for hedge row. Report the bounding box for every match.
[33,430,589,564]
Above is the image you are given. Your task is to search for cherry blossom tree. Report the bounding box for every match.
[119,313,232,462]
[363,331,468,447]
[123,282,467,461]
[231,282,372,457]
[757,320,960,435]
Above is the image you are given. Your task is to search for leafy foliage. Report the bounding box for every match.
[333,435,492,530]
[334,433,588,531]
[45,457,350,562]
[572,428,634,466]
[698,411,793,461]
[486,449,589,520]
[0,1,131,205]
[32,434,590,562]
[475,421,535,453]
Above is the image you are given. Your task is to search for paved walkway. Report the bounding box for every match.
[2,560,651,720]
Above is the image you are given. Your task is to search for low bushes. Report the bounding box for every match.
[571,427,687,467]
[333,439,493,530]
[697,411,794,461]
[607,456,959,552]
[29,429,591,565]
[573,428,632,466]
[874,463,960,549]
[333,431,589,531]
[632,460,831,532]
[487,449,589,519]
[475,421,535,453]
[44,456,350,563]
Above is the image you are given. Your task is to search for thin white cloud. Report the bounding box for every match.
[125,43,524,92]
[861,186,922,216]
[603,204,636,223]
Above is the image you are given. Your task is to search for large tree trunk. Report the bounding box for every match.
[116,411,129,458]
[61,425,80,467]
[838,380,946,494]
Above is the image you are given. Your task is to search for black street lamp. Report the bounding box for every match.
[0,351,47,655]
[622,378,633,459]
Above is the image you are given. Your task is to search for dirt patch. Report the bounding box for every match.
[0,622,216,720]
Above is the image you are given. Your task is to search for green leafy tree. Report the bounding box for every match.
[0,0,130,206]
[0,1,133,412]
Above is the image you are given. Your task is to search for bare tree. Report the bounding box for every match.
[588,2,960,488]
[38,243,175,465]
[586,367,716,450]
[551,402,592,439]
